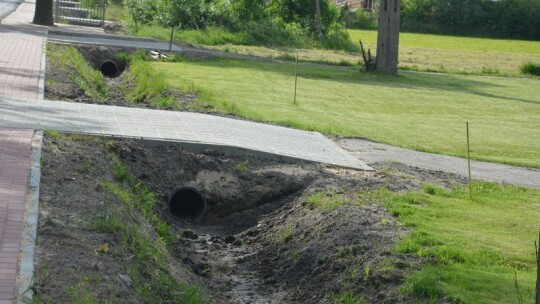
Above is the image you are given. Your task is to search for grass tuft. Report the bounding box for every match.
[519,62,540,76]
[47,43,108,101]
[375,182,540,303]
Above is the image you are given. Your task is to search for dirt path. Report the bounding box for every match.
[337,138,540,189]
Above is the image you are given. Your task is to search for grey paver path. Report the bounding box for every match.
[0,96,372,170]
[0,0,22,21]
[338,138,540,189]
[0,25,44,100]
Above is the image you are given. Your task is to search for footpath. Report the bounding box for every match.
[0,0,43,303]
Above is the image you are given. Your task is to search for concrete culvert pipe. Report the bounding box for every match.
[168,187,207,220]
[100,60,118,78]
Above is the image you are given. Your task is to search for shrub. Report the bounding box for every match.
[321,23,359,51]
[341,9,378,29]
[242,20,309,48]
[519,62,540,76]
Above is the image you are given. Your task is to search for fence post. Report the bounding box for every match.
[55,0,60,23]
[101,0,106,25]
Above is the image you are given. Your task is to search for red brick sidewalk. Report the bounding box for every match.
[0,0,44,302]
[0,129,33,304]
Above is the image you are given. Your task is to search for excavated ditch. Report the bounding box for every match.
[34,134,455,303]
[38,44,465,302]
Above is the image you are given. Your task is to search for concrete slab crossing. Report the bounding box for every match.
[0,97,373,170]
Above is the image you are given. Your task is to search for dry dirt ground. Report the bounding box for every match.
[36,45,465,303]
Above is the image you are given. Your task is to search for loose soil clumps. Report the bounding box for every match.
[34,134,463,303]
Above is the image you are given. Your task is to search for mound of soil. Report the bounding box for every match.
[34,134,463,303]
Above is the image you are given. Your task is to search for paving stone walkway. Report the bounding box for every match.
[0,0,42,302]
[0,96,372,170]
[0,129,32,304]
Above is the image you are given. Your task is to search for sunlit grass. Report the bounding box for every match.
[367,183,540,303]
[349,29,540,75]
[156,58,540,167]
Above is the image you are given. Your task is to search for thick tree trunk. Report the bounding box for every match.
[376,0,400,74]
[33,0,54,25]
[315,0,323,40]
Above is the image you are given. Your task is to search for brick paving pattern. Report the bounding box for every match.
[0,97,372,170]
[0,129,33,304]
[0,25,44,101]
[1,0,43,302]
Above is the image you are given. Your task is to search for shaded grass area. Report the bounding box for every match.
[156,58,540,168]
[46,43,107,101]
[362,183,540,303]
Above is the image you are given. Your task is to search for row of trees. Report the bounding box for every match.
[401,0,540,40]
[124,0,355,49]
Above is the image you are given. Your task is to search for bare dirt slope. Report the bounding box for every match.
[34,134,463,303]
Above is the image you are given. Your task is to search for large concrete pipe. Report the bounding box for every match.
[100,60,118,78]
[168,187,207,220]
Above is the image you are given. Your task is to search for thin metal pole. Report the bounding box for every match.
[293,53,299,104]
[467,122,472,200]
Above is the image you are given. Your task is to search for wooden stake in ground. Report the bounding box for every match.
[169,27,174,52]
[534,230,540,304]
[294,54,299,105]
[467,122,472,200]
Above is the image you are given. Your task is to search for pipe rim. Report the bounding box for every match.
[168,187,207,220]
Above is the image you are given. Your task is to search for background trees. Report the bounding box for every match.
[401,0,540,40]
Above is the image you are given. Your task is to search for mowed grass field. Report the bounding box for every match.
[206,30,540,76]
[348,29,540,75]
[363,182,540,303]
[156,58,540,168]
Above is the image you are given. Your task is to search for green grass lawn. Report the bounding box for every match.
[362,182,540,303]
[156,58,540,168]
[349,29,540,75]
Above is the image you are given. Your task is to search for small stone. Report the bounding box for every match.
[118,274,133,287]
[92,262,104,271]
[224,235,236,244]
[181,229,198,239]
[232,239,243,246]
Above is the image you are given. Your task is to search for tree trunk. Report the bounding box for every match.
[315,0,323,40]
[33,0,54,26]
[376,0,400,74]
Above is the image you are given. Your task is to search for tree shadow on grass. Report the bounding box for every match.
[181,58,540,105]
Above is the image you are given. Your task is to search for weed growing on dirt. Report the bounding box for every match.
[45,129,62,140]
[333,291,367,304]
[276,226,295,245]
[47,43,108,101]
[123,57,169,104]
[307,192,352,211]
[97,158,207,303]
[234,159,249,172]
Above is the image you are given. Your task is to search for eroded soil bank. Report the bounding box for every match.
[33,134,463,303]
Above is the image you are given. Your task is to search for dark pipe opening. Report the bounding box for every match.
[168,187,206,220]
[100,60,118,78]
